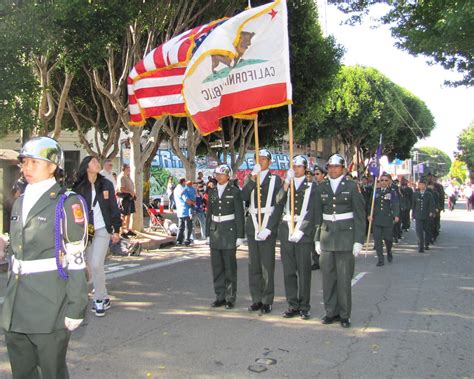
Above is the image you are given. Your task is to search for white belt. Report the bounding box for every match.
[322,212,354,222]
[283,214,302,222]
[249,206,274,215]
[11,256,64,275]
[212,214,235,222]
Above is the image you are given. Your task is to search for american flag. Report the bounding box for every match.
[128,19,226,126]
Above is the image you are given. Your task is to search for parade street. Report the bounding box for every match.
[0,203,472,379]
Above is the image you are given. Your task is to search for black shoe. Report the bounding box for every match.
[425,245,430,250]
[311,263,320,270]
[183,240,192,246]
[418,248,424,253]
[176,240,183,245]
[261,304,272,314]
[387,253,393,263]
[300,310,311,320]
[211,299,226,308]
[121,233,129,239]
[248,302,262,312]
[321,314,340,324]
[225,301,234,309]
[376,261,384,267]
[283,308,299,318]
[126,230,137,236]
[340,318,351,328]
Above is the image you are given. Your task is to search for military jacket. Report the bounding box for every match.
[241,172,283,238]
[370,188,400,227]
[314,178,366,251]
[205,183,245,250]
[412,190,435,220]
[434,182,445,210]
[399,185,414,210]
[2,183,88,334]
[276,178,318,243]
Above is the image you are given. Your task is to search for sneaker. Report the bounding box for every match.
[94,300,105,317]
[91,298,111,311]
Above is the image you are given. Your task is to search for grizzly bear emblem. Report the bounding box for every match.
[211,31,255,74]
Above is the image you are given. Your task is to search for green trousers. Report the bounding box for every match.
[247,237,276,305]
[5,328,70,379]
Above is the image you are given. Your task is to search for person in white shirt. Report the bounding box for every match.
[100,159,117,191]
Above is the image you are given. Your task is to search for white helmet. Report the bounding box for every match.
[256,149,272,160]
[326,154,346,168]
[214,164,232,177]
[292,155,308,168]
[19,136,65,170]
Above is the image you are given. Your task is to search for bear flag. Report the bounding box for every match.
[183,0,292,135]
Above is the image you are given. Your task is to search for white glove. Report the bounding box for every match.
[289,230,304,243]
[352,242,363,257]
[65,317,83,332]
[315,241,321,255]
[284,169,295,184]
[206,237,210,245]
[256,228,271,241]
[236,238,245,247]
[251,163,262,177]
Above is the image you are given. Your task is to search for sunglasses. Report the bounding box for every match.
[379,179,389,182]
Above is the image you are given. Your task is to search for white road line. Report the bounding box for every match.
[106,254,197,279]
[351,272,367,287]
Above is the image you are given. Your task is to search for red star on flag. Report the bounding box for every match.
[269,8,278,20]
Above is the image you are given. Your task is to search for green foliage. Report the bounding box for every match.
[449,159,468,184]
[414,147,451,177]
[330,0,474,87]
[312,65,435,160]
[456,122,474,174]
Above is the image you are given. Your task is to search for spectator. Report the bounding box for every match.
[73,156,121,317]
[117,164,136,237]
[174,178,195,245]
[193,185,207,240]
[166,176,176,211]
[196,171,206,196]
[100,159,117,191]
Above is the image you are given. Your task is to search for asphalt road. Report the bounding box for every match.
[0,201,472,378]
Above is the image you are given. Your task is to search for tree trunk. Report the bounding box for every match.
[129,126,144,231]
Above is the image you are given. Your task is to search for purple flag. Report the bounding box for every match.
[368,135,383,177]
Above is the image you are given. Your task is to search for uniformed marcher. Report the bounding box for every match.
[314,154,366,328]
[412,178,435,252]
[1,137,88,378]
[241,149,283,314]
[391,179,403,242]
[368,173,400,266]
[428,173,445,240]
[206,164,245,309]
[276,155,317,320]
[311,166,327,270]
[399,177,414,232]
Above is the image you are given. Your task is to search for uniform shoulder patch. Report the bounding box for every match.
[72,203,85,224]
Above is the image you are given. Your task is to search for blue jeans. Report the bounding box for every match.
[177,216,192,243]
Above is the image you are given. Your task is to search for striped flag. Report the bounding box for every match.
[183,0,292,135]
[128,19,226,126]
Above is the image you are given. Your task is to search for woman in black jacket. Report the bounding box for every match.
[73,156,122,317]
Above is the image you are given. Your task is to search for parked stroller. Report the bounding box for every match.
[143,202,169,235]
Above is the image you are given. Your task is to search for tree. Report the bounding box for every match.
[449,158,468,184]
[330,0,474,87]
[413,147,451,178]
[456,122,474,175]
[310,65,435,173]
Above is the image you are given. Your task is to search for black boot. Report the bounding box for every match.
[385,240,393,262]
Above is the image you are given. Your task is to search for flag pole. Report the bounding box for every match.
[364,175,378,257]
[288,104,295,234]
[254,116,262,231]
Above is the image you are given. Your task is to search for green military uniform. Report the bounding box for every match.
[412,189,435,252]
[3,182,88,379]
[314,178,366,320]
[432,181,445,239]
[241,171,283,307]
[400,184,414,231]
[276,179,317,313]
[205,182,245,305]
[370,187,400,265]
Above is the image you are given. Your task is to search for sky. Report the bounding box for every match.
[322,3,474,160]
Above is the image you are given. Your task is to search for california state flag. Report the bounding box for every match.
[183,0,292,135]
